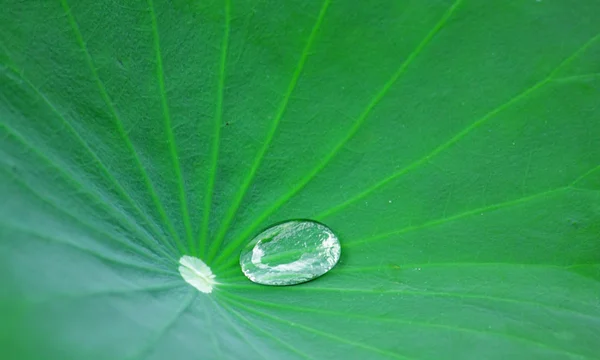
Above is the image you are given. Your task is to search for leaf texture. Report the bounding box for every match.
[1,0,600,359]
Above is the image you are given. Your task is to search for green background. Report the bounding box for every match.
[1,0,599,359]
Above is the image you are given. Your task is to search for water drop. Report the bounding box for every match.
[239,220,341,286]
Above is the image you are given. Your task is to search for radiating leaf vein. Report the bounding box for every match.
[1,222,176,276]
[198,0,232,259]
[224,293,594,360]
[59,0,183,253]
[1,65,176,255]
[221,294,413,360]
[0,129,176,263]
[218,296,312,360]
[346,187,566,247]
[315,32,600,220]
[215,0,466,266]
[209,297,268,360]
[209,0,332,263]
[131,290,197,360]
[147,0,194,253]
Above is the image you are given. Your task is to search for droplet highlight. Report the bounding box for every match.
[239,220,341,285]
[178,255,217,293]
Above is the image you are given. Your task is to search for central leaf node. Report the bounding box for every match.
[178,255,217,293]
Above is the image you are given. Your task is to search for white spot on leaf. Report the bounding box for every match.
[178,255,217,294]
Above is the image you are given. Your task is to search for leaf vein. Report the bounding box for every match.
[1,65,178,256]
[346,187,566,247]
[131,291,196,360]
[147,0,194,253]
[221,294,413,360]
[215,0,465,265]
[38,282,184,304]
[198,0,231,259]
[59,0,183,254]
[210,0,332,263]
[225,293,595,360]
[210,297,269,360]
[316,32,600,220]
[1,126,177,263]
[2,221,176,276]
[218,296,313,359]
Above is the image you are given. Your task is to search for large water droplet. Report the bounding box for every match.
[239,220,341,285]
